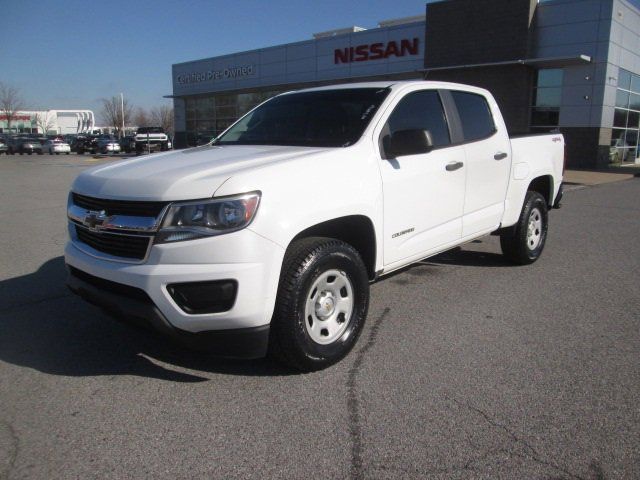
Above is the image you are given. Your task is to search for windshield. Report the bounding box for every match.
[215,88,390,147]
[137,127,163,134]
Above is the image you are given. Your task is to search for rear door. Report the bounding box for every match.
[446,90,511,237]
[377,89,466,266]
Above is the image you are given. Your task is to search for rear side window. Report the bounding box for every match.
[451,91,496,142]
[386,90,451,148]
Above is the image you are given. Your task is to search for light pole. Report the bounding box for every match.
[120,92,125,138]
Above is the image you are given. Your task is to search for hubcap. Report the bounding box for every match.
[526,208,543,250]
[304,269,354,345]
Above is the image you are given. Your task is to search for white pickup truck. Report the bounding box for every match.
[133,126,171,154]
[65,81,564,371]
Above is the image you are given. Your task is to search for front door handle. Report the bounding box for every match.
[446,161,464,171]
[494,152,508,160]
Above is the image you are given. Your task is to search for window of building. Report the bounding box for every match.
[385,90,451,149]
[612,68,640,164]
[181,90,285,146]
[450,91,496,142]
[531,68,563,128]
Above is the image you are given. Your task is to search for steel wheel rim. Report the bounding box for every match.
[304,269,354,345]
[527,207,543,250]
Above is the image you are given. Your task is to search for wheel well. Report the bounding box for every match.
[528,175,554,207]
[290,215,377,280]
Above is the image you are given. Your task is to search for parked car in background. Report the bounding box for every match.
[9,137,43,155]
[64,134,78,147]
[119,136,137,153]
[73,136,99,154]
[96,135,121,154]
[6,137,18,154]
[0,138,8,155]
[43,139,71,154]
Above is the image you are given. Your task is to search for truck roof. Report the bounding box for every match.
[288,80,491,96]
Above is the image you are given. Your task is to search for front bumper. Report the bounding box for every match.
[67,266,270,358]
[64,227,285,351]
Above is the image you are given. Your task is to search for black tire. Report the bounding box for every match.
[500,191,548,265]
[269,237,370,372]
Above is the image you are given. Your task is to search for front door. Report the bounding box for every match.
[378,89,466,266]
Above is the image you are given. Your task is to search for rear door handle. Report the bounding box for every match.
[494,152,508,160]
[446,161,464,171]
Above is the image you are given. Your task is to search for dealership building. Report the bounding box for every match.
[170,0,640,168]
[0,110,95,135]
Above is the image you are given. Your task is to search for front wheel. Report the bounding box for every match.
[269,237,370,372]
[500,191,548,265]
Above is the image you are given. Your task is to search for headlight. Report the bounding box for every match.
[156,192,261,243]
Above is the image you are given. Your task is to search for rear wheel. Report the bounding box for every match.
[269,237,369,372]
[500,191,548,265]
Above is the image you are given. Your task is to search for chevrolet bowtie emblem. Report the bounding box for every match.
[83,210,107,230]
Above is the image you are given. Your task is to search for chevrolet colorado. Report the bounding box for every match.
[65,81,564,371]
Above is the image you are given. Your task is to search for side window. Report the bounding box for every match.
[384,90,451,149]
[450,91,496,142]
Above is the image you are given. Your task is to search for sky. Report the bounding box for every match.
[0,0,430,122]
[2,0,639,123]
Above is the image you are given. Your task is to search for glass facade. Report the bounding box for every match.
[183,90,283,146]
[531,68,563,129]
[0,113,37,134]
[611,68,640,164]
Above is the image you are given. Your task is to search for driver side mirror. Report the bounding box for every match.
[386,129,434,158]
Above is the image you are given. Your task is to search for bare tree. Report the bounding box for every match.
[150,105,174,136]
[0,82,26,133]
[99,95,133,137]
[34,111,56,135]
[133,107,150,128]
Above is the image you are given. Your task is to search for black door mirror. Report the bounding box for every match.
[386,129,434,158]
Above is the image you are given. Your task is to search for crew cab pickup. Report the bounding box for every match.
[65,81,564,371]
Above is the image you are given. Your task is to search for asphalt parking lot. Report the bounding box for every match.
[1,153,639,479]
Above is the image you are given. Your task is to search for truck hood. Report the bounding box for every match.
[71,144,330,201]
